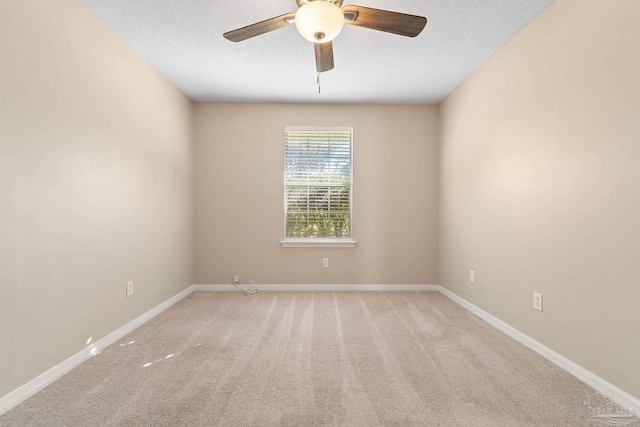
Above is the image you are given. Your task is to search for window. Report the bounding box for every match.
[281,127,356,247]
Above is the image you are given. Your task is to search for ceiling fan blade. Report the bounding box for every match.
[223,13,296,42]
[314,41,334,73]
[342,5,427,37]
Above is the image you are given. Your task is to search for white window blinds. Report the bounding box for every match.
[284,128,352,239]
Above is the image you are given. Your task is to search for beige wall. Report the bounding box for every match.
[438,0,640,399]
[195,103,438,285]
[0,0,195,396]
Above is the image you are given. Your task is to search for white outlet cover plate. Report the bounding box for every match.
[533,292,543,311]
[470,270,475,283]
[126,281,134,297]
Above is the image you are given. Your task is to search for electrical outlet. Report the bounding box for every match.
[469,270,475,283]
[126,281,134,297]
[533,292,543,311]
[233,275,240,284]
[323,258,329,268]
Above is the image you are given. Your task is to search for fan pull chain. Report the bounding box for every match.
[317,73,321,94]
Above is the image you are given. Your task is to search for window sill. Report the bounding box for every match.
[280,239,357,248]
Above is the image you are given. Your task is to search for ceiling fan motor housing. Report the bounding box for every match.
[297,0,343,7]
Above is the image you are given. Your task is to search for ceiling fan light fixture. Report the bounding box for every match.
[295,1,344,43]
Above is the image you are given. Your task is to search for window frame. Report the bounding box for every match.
[280,126,356,248]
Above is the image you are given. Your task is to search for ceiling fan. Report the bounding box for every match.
[223,0,427,73]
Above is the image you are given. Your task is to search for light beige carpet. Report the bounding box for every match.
[1,291,602,426]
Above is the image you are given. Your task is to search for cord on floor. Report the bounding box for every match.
[233,280,258,296]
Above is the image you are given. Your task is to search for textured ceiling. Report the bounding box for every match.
[79,0,554,104]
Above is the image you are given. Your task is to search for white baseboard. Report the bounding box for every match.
[193,284,439,292]
[438,286,640,417]
[0,285,195,417]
